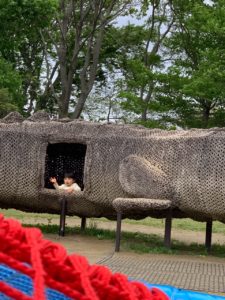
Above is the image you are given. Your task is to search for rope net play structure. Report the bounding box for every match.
[3,111,225,223]
[0,214,168,300]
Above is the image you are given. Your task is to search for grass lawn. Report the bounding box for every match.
[22,222,225,258]
[1,208,225,233]
[123,218,225,233]
[1,208,225,257]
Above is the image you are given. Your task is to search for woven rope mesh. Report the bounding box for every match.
[0,112,225,222]
[44,143,86,190]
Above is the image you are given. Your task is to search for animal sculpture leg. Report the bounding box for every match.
[115,212,122,252]
[164,209,172,248]
[81,217,86,231]
[205,220,213,253]
[59,196,67,236]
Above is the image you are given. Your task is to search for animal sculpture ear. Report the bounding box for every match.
[119,155,172,198]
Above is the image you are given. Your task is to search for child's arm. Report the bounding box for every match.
[50,177,60,190]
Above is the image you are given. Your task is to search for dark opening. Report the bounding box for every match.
[44,143,87,190]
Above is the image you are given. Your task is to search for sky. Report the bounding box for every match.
[116,0,214,27]
[116,15,143,27]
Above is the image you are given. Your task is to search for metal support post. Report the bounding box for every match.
[115,212,122,252]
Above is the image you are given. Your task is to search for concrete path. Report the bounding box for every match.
[101,252,225,295]
[45,232,225,295]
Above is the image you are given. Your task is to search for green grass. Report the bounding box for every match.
[95,216,225,234]
[1,208,225,257]
[1,208,225,234]
[23,222,225,258]
[23,223,116,239]
[0,209,59,220]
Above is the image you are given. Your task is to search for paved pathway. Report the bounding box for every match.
[101,253,225,295]
[45,233,225,295]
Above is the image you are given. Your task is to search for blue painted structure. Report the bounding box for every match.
[0,264,225,300]
[142,282,225,300]
[0,264,70,300]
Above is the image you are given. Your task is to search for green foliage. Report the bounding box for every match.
[163,0,225,128]
[0,89,18,118]
[0,0,57,114]
[111,0,225,129]
[114,1,174,127]
[0,0,57,56]
[0,58,23,100]
[0,58,24,116]
[1,0,225,125]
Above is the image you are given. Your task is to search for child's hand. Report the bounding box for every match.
[66,188,74,194]
[50,177,57,184]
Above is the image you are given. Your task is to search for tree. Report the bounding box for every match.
[115,0,174,126]
[0,58,23,117]
[83,74,134,123]
[115,0,225,129]
[162,0,225,128]
[41,0,134,118]
[0,89,18,118]
[0,0,57,114]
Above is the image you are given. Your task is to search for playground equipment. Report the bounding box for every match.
[1,111,225,249]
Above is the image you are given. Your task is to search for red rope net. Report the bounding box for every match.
[0,215,169,300]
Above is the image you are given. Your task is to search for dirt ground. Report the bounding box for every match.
[45,233,114,264]
[11,214,224,264]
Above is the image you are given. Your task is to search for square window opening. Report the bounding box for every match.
[44,143,87,190]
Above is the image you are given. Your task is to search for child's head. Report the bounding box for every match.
[64,172,75,187]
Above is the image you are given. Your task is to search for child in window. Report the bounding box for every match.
[50,172,81,193]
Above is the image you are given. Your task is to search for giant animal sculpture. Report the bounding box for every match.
[0,111,224,223]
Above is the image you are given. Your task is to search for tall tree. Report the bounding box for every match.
[115,0,174,126]
[41,0,133,118]
[0,0,57,115]
[0,58,23,117]
[162,0,225,128]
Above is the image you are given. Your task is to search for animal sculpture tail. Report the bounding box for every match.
[0,214,168,300]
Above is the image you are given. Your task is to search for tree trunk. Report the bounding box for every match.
[50,0,131,118]
[202,106,211,128]
[58,88,71,118]
[58,58,72,118]
[72,28,104,119]
[141,108,147,122]
[73,92,88,119]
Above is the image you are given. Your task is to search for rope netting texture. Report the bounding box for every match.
[44,143,86,190]
[0,214,168,300]
[1,111,225,221]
